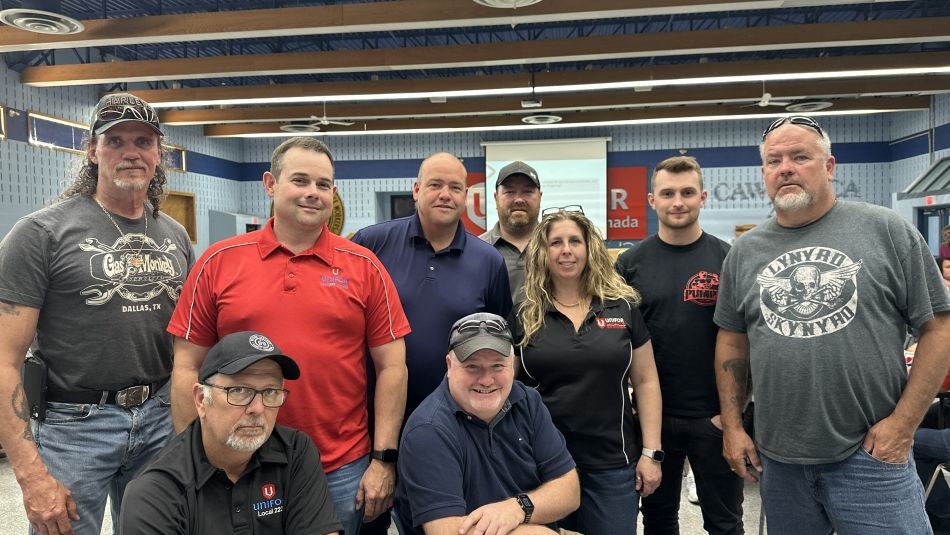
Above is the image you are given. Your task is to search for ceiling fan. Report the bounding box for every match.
[279,102,355,132]
[313,101,355,126]
[743,82,791,108]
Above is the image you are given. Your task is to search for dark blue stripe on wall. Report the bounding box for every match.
[187,151,243,181]
[183,140,912,182]
[889,134,929,162]
[936,123,950,152]
[235,156,489,181]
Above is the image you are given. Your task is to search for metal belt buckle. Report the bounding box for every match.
[115,385,150,408]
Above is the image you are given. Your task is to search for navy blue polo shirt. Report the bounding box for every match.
[394,378,575,533]
[352,214,512,417]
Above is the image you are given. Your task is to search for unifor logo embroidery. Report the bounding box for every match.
[79,234,182,305]
[261,483,276,499]
[595,317,626,329]
[756,246,862,339]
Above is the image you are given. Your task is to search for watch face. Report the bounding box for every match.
[654,450,665,462]
[517,493,534,512]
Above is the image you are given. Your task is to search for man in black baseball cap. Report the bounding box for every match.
[119,331,342,535]
[394,313,579,534]
[480,161,543,301]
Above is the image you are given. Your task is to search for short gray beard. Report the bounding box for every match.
[773,189,813,211]
[112,176,148,191]
[226,417,268,452]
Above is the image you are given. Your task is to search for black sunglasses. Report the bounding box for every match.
[541,205,585,217]
[762,116,824,141]
[449,317,513,348]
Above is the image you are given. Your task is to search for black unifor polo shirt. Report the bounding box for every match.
[119,420,342,535]
[515,297,650,469]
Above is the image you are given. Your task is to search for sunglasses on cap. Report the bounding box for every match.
[541,205,585,217]
[762,116,824,141]
[449,317,513,347]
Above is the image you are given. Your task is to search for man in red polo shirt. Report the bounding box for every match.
[167,137,410,535]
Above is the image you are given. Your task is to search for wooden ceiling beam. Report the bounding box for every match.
[0,0,862,53]
[159,76,950,125]
[202,96,930,136]
[21,17,950,87]
[128,51,950,106]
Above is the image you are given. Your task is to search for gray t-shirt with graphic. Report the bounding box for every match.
[0,195,195,391]
[714,200,950,464]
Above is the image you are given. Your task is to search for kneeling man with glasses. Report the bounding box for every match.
[395,313,580,534]
[120,331,341,535]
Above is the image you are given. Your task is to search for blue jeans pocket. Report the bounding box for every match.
[857,446,908,468]
[43,401,95,424]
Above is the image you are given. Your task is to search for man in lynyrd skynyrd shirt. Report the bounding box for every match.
[714,116,950,535]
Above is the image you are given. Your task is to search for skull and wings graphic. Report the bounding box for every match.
[757,260,863,318]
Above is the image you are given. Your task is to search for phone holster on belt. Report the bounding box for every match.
[23,353,48,421]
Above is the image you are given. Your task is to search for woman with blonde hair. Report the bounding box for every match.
[514,206,662,534]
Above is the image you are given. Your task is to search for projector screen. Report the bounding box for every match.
[483,138,609,238]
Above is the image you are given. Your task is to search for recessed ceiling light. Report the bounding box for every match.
[279,123,320,133]
[472,0,543,7]
[521,114,562,125]
[785,100,834,112]
[0,8,83,34]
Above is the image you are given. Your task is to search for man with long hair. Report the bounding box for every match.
[0,92,194,535]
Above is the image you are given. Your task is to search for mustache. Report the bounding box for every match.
[231,415,266,432]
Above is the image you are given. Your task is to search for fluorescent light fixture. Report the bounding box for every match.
[208,109,903,138]
[151,64,950,109]
[149,87,531,109]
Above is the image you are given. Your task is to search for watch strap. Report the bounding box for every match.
[370,449,398,463]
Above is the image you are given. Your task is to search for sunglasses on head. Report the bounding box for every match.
[449,317,512,347]
[762,116,824,141]
[541,205,585,217]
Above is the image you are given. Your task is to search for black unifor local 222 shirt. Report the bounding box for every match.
[615,232,730,418]
[515,298,650,469]
[119,421,342,535]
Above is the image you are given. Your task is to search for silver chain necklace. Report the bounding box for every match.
[93,196,148,267]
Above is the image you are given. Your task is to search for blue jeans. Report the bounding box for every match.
[759,448,932,535]
[29,384,172,535]
[914,427,950,518]
[560,463,639,535]
[326,454,370,535]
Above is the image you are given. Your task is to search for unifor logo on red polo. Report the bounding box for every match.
[262,483,276,499]
[596,317,626,329]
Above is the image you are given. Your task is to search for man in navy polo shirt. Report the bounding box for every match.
[351,151,512,422]
[119,331,341,535]
[395,313,578,534]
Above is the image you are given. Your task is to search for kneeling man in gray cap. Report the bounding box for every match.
[120,331,341,535]
[395,313,579,535]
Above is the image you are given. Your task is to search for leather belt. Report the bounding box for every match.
[46,378,168,408]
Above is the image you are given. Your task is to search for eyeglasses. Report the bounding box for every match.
[762,116,824,141]
[541,205,585,217]
[202,383,290,408]
[449,317,513,348]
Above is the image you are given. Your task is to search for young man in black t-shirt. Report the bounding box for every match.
[616,156,744,535]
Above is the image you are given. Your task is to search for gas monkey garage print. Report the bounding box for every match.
[79,233,184,306]
[756,246,863,339]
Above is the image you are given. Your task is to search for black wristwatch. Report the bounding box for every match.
[642,447,665,463]
[515,493,534,524]
[370,449,398,463]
